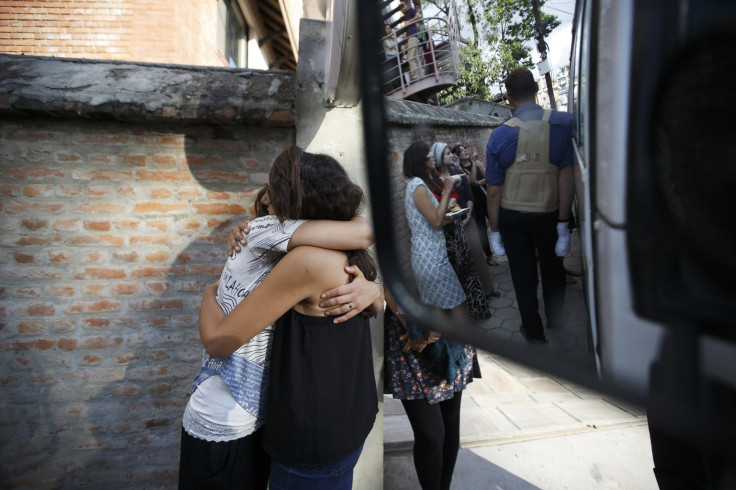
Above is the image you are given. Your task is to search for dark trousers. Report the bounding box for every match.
[178,426,271,490]
[499,208,566,338]
[471,186,491,257]
[401,392,463,490]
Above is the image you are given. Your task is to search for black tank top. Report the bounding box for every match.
[262,309,377,466]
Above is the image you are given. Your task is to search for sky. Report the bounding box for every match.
[533,1,575,78]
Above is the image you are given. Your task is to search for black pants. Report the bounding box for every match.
[499,208,566,339]
[401,392,463,490]
[178,426,271,490]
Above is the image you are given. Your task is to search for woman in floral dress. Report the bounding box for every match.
[384,141,481,490]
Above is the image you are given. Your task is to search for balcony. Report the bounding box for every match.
[381,4,460,102]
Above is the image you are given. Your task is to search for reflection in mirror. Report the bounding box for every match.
[382,99,595,377]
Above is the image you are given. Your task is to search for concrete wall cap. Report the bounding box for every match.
[384,97,504,127]
[0,54,296,126]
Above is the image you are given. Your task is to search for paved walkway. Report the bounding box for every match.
[384,233,657,488]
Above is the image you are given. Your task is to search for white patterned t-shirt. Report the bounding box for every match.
[183,215,305,442]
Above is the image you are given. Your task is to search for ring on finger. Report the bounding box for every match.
[348,303,353,310]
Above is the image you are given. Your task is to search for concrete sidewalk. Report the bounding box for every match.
[383,236,658,488]
[383,349,656,489]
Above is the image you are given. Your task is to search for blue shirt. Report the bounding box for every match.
[402,8,418,37]
[485,103,573,186]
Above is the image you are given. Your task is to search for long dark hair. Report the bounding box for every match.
[268,145,378,317]
[403,142,443,196]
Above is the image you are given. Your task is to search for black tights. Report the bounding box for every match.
[401,392,463,490]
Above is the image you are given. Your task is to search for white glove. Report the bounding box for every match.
[555,222,571,257]
[490,231,506,256]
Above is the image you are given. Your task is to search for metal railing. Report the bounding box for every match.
[381,11,460,99]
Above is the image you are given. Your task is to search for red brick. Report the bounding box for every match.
[75,169,133,181]
[191,171,248,184]
[129,235,178,245]
[0,184,20,196]
[192,203,246,215]
[47,285,75,297]
[23,184,53,197]
[144,251,170,262]
[73,202,126,213]
[129,299,184,311]
[132,202,187,214]
[113,251,139,262]
[64,300,122,314]
[86,185,113,197]
[14,286,41,298]
[83,318,110,328]
[72,267,126,280]
[189,264,221,275]
[83,220,112,232]
[182,155,206,167]
[2,339,55,351]
[113,283,140,295]
[57,185,84,197]
[145,282,171,294]
[48,251,71,263]
[150,187,173,198]
[14,252,38,263]
[17,320,45,334]
[27,304,54,316]
[152,154,176,166]
[115,218,140,229]
[82,284,108,296]
[206,190,232,199]
[121,155,146,166]
[74,134,128,145]
[136,169,191,181]
[53,218,79,231]
[243,159,262,169]
[7,202,65,213]
[20,218,48,230]
[177,187,204,199]
[117,186,136,197]
[144,218,171,231]
[67,235,125,246]
[81,354,102,365]
[54,151,82,162]
[82,251,106,263]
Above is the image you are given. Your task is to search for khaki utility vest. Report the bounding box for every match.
[500,110,559,213]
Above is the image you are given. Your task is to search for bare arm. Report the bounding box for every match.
[199,247,332,357]
[288,216,373,251]
[414,178,454,228]
[227,216,373,256]
[558,165,574,222]
[486,184,502,231]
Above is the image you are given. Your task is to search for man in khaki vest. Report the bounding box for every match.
[485,67,574,344]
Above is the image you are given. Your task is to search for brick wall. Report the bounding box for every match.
[0,54,295,488]
[0,0,225,67]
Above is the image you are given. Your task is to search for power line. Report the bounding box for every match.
[543,5,574,15]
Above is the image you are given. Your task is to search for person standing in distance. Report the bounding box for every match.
[485,67,574,344]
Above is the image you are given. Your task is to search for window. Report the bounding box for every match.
[217,0,247,68]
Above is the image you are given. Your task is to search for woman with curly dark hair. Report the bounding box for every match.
[181,146,383,490]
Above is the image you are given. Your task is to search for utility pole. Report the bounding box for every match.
[531,0,556,110]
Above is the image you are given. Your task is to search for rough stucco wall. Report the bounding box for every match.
[0,54,295,488]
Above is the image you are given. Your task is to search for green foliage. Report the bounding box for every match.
[439,0,560,105]
[438,44,491,105]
